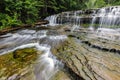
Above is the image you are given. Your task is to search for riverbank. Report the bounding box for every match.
[0,20,49,35]
[0,24,120,80]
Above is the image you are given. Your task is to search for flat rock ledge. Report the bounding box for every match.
[52,29,120,80]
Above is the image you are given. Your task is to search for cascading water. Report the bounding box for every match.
[88,6,120,38]
[89,11,97,30]
[45,6,120,30]
[34,44,60,80]
[90,6,120,28]
[71,11,81,32]
[34,36,67,80]
[45,11,82,31]
[96,28,120,40]
[0,29,67,80]
[99,6,120,28]
[0,6,120,80]
[45,15,58,26]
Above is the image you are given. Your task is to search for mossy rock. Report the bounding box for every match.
[13,48,37,62]
[0,48,38,79]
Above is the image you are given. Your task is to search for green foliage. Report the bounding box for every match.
[85,0,120,9]
[85,0,97,9]
[2,0,40,22]
[95,0,106,8]
[0,0,41,29]
[0,13,21,30]
[85,0,106,9]
[0,0,119,30]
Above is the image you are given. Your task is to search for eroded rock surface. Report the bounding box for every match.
[52,28,120,80]
[0,25,120,80]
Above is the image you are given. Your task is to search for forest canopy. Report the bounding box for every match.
[0,0,120,29]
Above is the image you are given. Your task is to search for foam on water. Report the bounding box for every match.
[90,6,120,28]
[48,35,67,40]
[96,28,120,40]
[0,29,67,80]
[34,44,62,80]
[45,15,59,26]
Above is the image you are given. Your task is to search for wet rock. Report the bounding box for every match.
[51,70,71,80]
[110,49,116,53]
[13,48,37,61]
[52,33,120,80]
[0,48,40,80]
[8,74,18,80]
[68,35,76,38]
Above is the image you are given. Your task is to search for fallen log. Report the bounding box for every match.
[0,20,49,35]
[35,20,49,25]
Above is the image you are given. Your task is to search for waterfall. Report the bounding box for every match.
[45,15,58,26]
[71,11,81,32]
[45,11,82,28]
[0,6,120,80]
[100,6,120,28]
[45,6,120,29]
[89,11,96,30]
[90,6,120,28]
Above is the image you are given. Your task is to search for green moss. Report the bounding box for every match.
[0,48,37,78]
[81,23,99,28]
[81,23,120,28]
[52,40,74,62]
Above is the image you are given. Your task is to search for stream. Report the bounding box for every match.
[0,6,120,80]
[0,28,68,80]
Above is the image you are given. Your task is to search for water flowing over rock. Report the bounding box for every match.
[52,27,120,80]
[92,6,120,28]
[45,15,59,26]
[0,27,68,80]
[0,6,120,80]
[45,6,120,29]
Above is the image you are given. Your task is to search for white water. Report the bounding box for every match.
[34,34,67,80]
[99,7,120,28]
[89,11,96,30]
[45,6,120,30]
[96,28,120,40]
[1,42,62,80]
[45,15,59,26]
[71,25,80,32]
[0,29,47,54]
[90,6,120,28]
[45,11,81,31]
[1,6,120,80]
[0,29,67,80]
[34,44,61,80]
